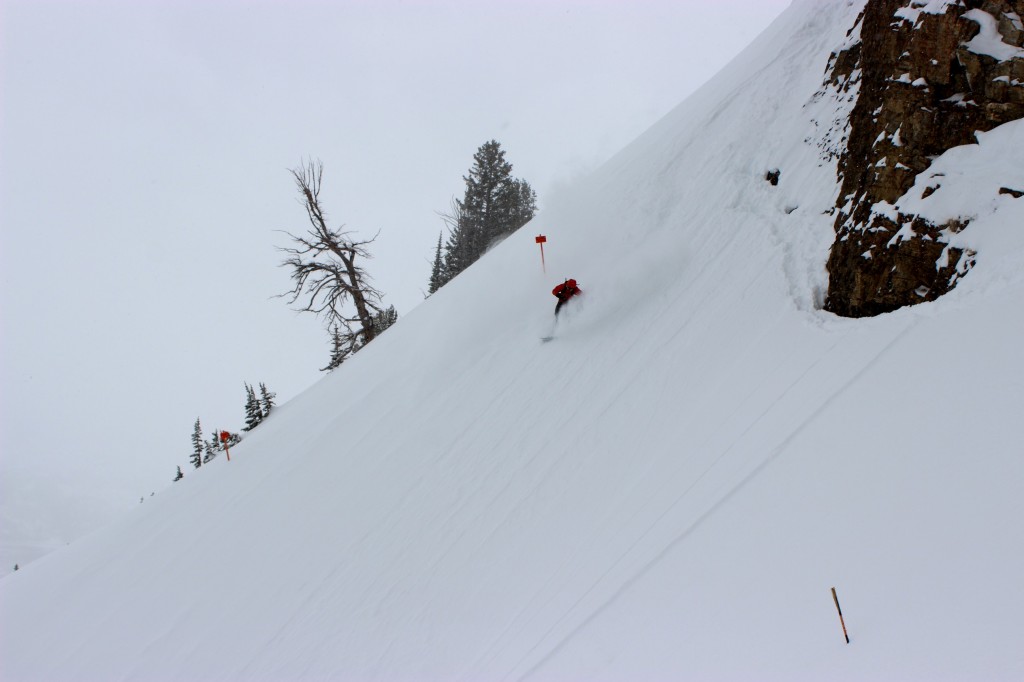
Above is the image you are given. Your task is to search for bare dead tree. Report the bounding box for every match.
[278,159,383,367]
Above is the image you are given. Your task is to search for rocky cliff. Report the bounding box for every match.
[824,0,1024,317]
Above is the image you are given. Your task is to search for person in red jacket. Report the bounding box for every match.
[552,278,581,316]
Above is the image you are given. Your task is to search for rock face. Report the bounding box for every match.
[824,0,1024,317]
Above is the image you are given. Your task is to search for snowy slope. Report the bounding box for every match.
[3,1,1023,680]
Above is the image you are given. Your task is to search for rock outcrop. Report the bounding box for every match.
[824,0,1024,317]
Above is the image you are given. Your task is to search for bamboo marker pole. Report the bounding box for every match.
[831,586,850,643]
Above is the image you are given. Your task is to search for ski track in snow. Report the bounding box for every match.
[511,319,917,680]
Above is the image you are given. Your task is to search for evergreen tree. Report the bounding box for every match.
[190,418,204,469]
[259,383,276,416]
[440,201,474,288]
[462,140,514,248]
[323,324,349,371]
[431,140,536,291]
[243,383,263,431]
[501,178,538,234]
[204,431,219,463]
[173,466,184,482]
[428,231,445,295]
[370,305,398,337]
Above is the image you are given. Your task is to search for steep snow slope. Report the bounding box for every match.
[3,1,1023,680]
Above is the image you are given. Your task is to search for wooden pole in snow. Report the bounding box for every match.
[220,431,232,462]
[832,586,850,643]
[535,234,547,273]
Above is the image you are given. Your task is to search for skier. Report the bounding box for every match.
[552,278,581,316]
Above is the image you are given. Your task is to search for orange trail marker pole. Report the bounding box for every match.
[220,431,232,462]
[832,587,850,643]
[535,234,547,273]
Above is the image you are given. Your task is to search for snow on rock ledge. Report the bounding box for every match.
[823,0,1024,317]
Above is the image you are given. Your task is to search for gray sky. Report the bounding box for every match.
[0,0,790,564]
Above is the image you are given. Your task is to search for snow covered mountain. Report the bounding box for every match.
[2,1,1022,680]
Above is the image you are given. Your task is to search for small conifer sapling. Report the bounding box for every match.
[190,418,204,468]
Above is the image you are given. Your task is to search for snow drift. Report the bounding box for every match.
[3,1,1023,680]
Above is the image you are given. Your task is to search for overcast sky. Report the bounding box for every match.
[0,0,790,565]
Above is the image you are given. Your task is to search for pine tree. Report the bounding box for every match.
[190,418,204,469]
[323,324,349,371]
[370,305,398,337]
[428,232,445,295]
[243,383,263,431]
[259,383,276,416]
[204,431,219,463]
[501,178,538,234]
[462,140,514,248]
[431,140,536,291]
[441,204,474,287]
[173,466,184,482]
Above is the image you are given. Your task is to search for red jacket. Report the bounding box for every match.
[552,279,581,301]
